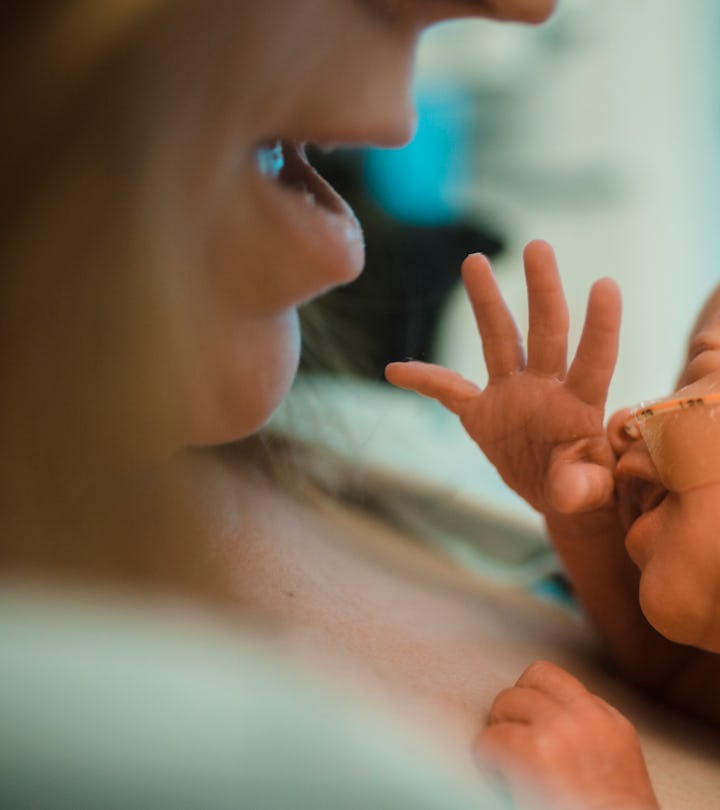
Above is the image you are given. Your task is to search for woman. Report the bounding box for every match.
[0,1,555,806]
[0,0,554,587]
[5,2,716,809]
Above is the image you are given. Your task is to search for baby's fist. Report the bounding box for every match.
[477,661,659,810]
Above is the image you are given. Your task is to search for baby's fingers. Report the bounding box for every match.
[487,685,556,727]
[514,661,590,703]
[566,278,621,407]
[385,361,480,415]
[525,240,569,379]
[461,253,525,380]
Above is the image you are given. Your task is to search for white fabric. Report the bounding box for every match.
[0,587,512,810]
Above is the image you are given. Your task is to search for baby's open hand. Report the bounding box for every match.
[386,241,621,515]
[478,661,659,810]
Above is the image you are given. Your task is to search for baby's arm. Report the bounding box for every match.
[386,242,695,688]
[387,243,720,806]
[386,242,635,640]
[478,661,660,810]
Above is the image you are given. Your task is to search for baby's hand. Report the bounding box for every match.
[386,241,621,515]
[478,661,659,810]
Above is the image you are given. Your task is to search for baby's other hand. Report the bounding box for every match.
[386,241,621,516]
[477,661,659,810]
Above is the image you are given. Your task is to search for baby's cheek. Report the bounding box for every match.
[639,410,720,493]
[638,572,690,645]
[637,550,718,648]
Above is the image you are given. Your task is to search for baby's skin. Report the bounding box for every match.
[389,241,621,516]
[387,241,720,810]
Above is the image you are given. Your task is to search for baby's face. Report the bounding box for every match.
[610,291,720,652]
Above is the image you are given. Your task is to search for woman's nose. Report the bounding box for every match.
[402,0,557,27]
[471,0,557,24]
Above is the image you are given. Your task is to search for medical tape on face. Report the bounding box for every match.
[625,393,720,491]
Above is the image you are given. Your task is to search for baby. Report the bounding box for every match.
[387,240,720,810]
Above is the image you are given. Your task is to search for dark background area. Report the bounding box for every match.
[300,147,504,380]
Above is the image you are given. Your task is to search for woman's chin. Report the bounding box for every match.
[188,311,301,448]
[235,375,295,440]
[191,378,295,448]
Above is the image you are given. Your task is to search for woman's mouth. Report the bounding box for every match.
[253,138,365,286]
[256,139,343,213]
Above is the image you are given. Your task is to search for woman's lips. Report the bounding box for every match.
[277,141,346,214]
[254,138,365,286]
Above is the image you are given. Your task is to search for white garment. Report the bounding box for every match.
[0,587,513,810]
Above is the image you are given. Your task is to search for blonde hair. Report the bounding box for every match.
[7,2,174,86]
[0,0,237,587]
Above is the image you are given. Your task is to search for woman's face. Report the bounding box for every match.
[608,287,720,652]
[173,0,556,447]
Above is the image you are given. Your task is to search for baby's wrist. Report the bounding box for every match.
[544,504,621,542]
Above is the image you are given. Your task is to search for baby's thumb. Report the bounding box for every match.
[546,460,614,514]
[384,361,480,415]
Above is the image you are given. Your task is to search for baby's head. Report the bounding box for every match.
[608,296,720,652]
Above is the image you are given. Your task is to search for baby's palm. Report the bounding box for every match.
[386,242,621,515]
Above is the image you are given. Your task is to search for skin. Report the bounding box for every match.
[0,0,556,572]
[480,661,659,810]
[386,242,720,809]
[610,378,720,651]
[13,3,719,808]
[161,0,557,449]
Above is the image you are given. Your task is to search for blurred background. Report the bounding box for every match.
[274,0,720,557]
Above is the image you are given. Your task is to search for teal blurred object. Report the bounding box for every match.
[362,85,471,225]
